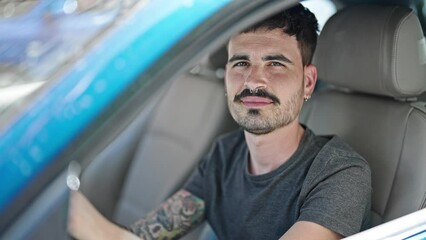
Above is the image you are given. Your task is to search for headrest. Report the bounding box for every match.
[189,46,227,79]
[314,5,426,99]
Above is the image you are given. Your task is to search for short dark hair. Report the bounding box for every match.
[242,4,319,66]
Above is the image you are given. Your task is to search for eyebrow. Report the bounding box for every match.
[228,54,249,63]
[227,54,294,65]
[262,54,294,65]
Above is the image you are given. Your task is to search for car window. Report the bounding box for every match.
[301,0,337,32]
[412,0,426,35]
[0,0,234,231]
[0,0,127,115]
[0,0,39,18]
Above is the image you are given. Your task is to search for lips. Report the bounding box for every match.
[233,88,280,108]
[240,96,274,108]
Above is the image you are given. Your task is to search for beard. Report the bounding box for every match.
[228,84,304,135]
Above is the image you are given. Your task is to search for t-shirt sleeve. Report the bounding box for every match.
[298,157,372,237]
[184,138,223,200]
[183,132,241,202]
[182,154,209,200]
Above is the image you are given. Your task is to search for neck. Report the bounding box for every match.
[244,120,305,175]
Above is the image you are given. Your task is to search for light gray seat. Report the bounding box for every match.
[113,74,231,226]
[80,48,234,238]
[301,5,426,227]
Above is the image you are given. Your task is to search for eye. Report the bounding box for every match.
[270,61,285,67]
[233,61,249,67]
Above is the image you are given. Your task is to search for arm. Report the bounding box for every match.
[279,221,342,240]
[68,189,205,240]
[128,189,205,239]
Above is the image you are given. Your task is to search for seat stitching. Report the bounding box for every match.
[381,106,413,221]
[392,11,414,95]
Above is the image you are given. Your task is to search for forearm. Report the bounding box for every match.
[99,221,140,240]
[128,189,205,240]
[279,221,341,240]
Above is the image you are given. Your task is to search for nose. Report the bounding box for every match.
[244,65,267,90]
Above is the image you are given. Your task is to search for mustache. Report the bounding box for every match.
[234,88,280,104]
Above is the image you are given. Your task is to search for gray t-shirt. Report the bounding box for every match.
[184,127,371,239]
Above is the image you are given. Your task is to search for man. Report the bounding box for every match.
[68,4,371,240]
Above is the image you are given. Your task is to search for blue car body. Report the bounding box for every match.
[0,0,230,215]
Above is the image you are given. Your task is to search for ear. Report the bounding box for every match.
[303,64,317,98]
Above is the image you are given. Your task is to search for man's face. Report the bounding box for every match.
[225,28,311,135]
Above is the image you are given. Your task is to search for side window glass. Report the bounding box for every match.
[0,0,124,115]
[411,0,426,35]
[301,0,337,32]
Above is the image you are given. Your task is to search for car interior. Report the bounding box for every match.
[77,2,426,240]
[2,1,425,239]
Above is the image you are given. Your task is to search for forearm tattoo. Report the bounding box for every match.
[128,190,205,239]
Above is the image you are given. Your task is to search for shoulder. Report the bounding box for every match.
[304,127,365,161]
[305,131,371,185]
[320,136,370,170]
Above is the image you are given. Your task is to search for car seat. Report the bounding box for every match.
[80,46,235,238]
[301,5,426,227]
